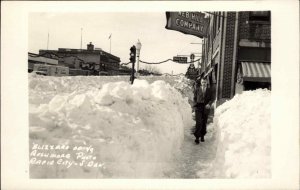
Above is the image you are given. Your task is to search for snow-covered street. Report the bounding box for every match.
[28,74,270,178]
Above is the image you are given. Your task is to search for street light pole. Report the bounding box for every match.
[135,40,142,77]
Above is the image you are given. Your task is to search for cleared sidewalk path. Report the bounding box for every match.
[166,115,218,178]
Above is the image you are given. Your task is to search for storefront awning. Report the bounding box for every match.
[241,62,271,82]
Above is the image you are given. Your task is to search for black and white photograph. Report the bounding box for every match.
[1,1,299,189]
[27,11,272,179]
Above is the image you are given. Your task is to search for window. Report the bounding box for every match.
[213,13,217,38]
[249,11,270,23]
[218,12,221,30]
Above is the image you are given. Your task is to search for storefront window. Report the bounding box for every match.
[249,11,270,22]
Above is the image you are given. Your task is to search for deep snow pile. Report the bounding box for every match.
[29,74,193,178]
[29,74,193,105]
[172,75,194,105]
[213,89,271,178]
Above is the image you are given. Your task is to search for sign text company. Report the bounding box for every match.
[165,12,209,38]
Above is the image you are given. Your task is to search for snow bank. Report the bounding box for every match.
[28,74,193,105]
[172,75,194,105]
[29,75,193,178]
[213,89,271,178]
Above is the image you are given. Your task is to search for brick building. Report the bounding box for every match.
[39,42,121,75]
[200,11,271,106]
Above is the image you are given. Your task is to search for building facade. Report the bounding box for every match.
[39,42,121,75]
[200,11,271,106]
[28,52,58,72]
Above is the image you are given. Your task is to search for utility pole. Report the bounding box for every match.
[47,31,49,50]
[109,33,112,54]
[80,28,83,50]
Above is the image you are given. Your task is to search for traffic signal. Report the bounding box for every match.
[129,45,136,64]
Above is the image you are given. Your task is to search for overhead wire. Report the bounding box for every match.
[140,58,200,64]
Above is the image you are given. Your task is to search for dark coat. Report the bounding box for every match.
[193,86,213,138]
[193,86,213,107]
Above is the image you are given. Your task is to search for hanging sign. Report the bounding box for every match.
[165,12,209,38]
[173,56,188,63]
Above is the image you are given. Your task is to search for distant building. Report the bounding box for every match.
[32,64,69,76]
[28,52,58,72]
[200,11,271,106]
[118,65,133,75]
[39,42,121,75]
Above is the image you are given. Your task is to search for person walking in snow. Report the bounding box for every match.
[193,77,213,144]
[191,79,200,113]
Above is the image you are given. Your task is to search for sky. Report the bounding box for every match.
[28,12,203,74]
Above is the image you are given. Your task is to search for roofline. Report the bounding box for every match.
[39,48,120,61]
[29,52,59,60]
